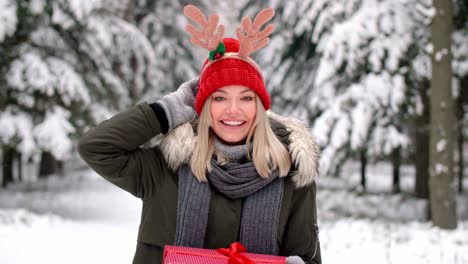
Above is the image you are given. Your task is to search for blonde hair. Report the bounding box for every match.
[190,97,291,181]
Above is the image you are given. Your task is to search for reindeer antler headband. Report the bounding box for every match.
[184,4,275,114]
[183,5,275,75]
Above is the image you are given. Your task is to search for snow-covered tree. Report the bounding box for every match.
[238,0,413,177]
[0,0,167,182]
[131,0,211,97]
[241,0,468,182]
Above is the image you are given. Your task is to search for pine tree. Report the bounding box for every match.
[132,0,210,97]
[241,0,415,177]
[0,0,163,180]
[241,0,468,186]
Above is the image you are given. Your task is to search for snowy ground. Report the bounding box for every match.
[0,159,467,264]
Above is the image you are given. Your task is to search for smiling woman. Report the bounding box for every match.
[78,4,321,264]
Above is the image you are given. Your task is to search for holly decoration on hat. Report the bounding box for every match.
[209,42,226,60]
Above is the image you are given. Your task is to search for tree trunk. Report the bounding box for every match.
[17,152,23,182]
[429,0,457,229]
[414,79,431,198]
[57,160,64,176]
[392,146,401,193]
[456,76,467,193]
[39,151,63,177]
[123,0,135,22]
[2,146,15,188]
[360,149,367,191]
[458,124,464,193]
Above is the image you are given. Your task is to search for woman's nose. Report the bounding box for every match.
[226,100,241,114]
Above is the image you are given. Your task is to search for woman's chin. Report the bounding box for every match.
[217,134,248,145]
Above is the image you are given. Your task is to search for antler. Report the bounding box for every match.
[184,5,225,51]
[236,8,275,58]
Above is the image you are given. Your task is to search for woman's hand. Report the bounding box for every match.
[157,77,199,129]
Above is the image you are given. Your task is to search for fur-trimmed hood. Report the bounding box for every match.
[152,112,320,188]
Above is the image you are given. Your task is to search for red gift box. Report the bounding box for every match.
[163,242,286,264]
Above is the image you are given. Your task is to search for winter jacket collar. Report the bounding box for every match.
[153,111,319,188]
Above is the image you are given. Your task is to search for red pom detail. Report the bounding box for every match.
[214,53,222,59]
[222,38,240,52]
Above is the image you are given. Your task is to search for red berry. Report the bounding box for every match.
[214,53,222,59]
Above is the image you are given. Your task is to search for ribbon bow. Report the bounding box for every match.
[217,242,255,264]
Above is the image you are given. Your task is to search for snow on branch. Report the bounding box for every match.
[0,108,36,158]
[33,107,75,160]
[7,52,91,108]
[0,0,17,42]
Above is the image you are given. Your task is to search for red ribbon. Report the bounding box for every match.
[217,242,255,264]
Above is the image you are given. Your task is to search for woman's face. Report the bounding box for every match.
[210,85,257,144]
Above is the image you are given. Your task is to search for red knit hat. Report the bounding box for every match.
[183,5,275,115]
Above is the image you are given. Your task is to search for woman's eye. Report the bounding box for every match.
[213,96,225,102]
[242,96,254,101]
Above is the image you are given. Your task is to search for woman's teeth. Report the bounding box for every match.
[222,121,244,126]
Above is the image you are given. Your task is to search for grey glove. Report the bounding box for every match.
[286,256,306,264]
[157,77,199,130]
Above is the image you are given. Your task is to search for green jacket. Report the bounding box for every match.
[78,103,321,264]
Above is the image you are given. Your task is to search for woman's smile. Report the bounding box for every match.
[221,120,246,127]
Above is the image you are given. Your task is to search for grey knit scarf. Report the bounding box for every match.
[174,141,284,254]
